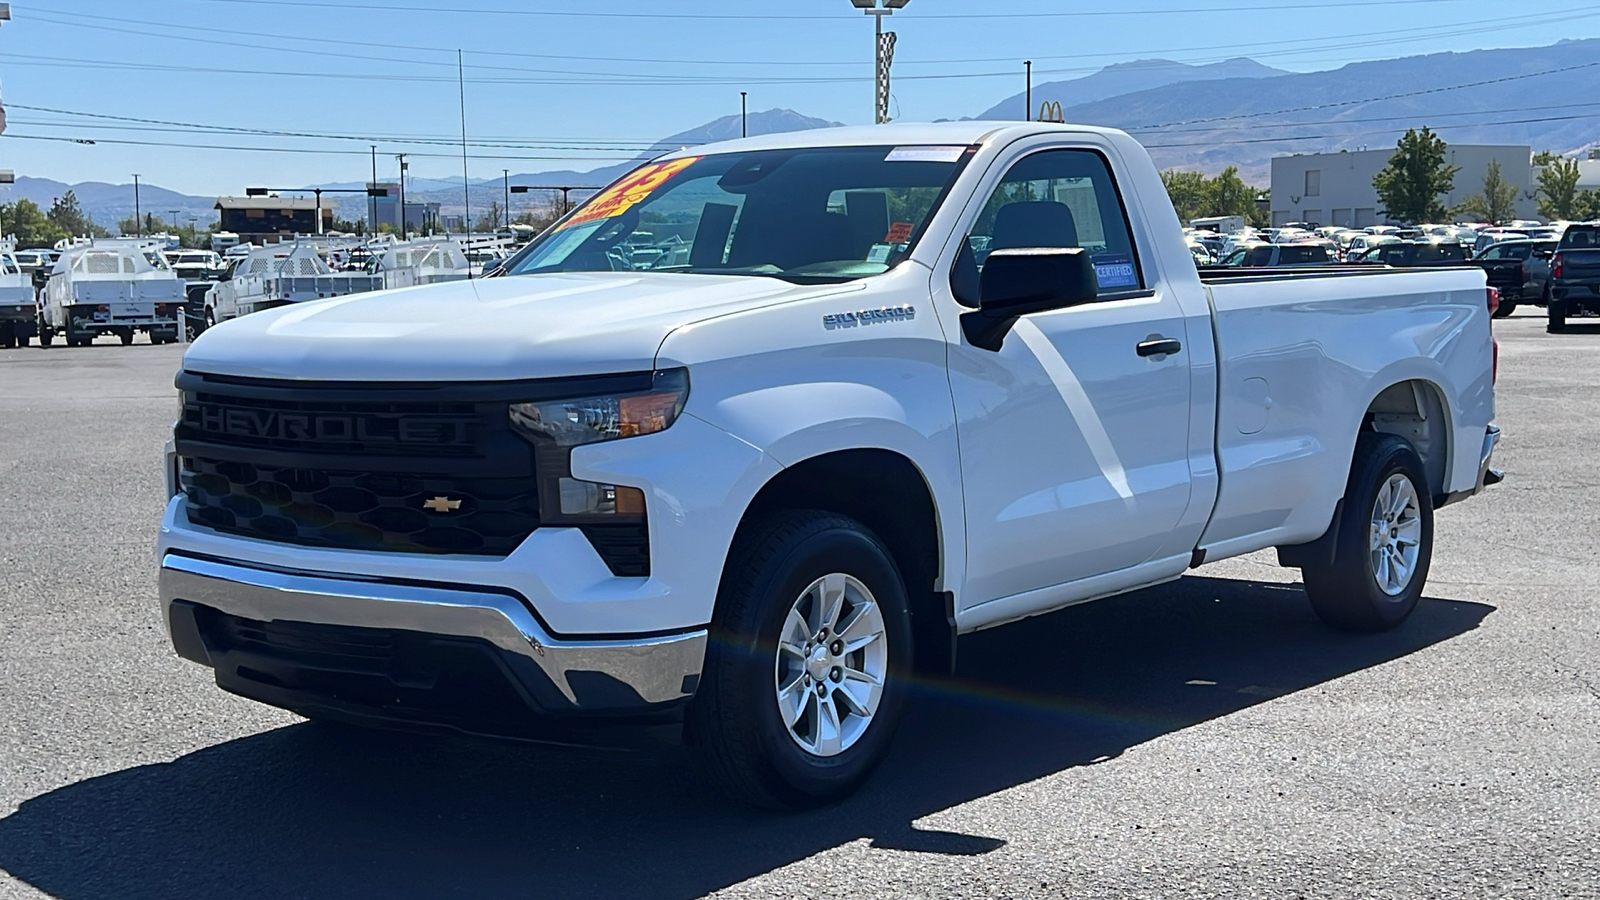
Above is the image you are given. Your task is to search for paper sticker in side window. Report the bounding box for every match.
[1093,253,1139,289]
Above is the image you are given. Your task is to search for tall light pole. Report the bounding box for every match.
[132,174,142,237]
[170,209,181,235]
[503,169,510,232]
[1025,60,1032,121]
[740,91,748,137]
[849,0,909,125]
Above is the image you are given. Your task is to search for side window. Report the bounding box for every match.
[964,148,1144,298]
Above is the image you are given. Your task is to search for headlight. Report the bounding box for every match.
[509,369,688,448]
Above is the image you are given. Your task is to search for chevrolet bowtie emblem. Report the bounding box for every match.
[423,496,463,513]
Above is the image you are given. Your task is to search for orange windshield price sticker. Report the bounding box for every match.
[561,157,701,229]
[884,221,915,243]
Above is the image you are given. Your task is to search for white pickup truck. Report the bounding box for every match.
[157,123,1500,808]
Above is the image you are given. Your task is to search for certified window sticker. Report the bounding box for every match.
[1093,253,1139,290]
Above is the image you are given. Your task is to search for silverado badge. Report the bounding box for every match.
[423,496,463,513]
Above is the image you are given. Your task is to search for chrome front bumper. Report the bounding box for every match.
[159,554,706,715]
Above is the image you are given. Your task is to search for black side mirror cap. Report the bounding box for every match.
[960,247,1099,351]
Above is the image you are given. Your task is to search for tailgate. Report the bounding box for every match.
[1475,260,1522,290]
[1559,249,1600,279]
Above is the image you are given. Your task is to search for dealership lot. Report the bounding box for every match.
[0,314,1596,899]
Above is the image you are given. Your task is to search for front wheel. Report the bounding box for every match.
[1301,433,1434,632]
[686,510,912,809]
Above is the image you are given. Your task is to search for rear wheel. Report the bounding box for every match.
[1301,433,1433,632]
[15,333,28,347]
[117,328,134,346]
[686,510,911,809]
[1493,301,1516,319]
[1548,299,1568,333]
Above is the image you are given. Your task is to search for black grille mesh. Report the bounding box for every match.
[182,457,539,555]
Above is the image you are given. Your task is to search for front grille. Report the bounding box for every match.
[181,456,540,555]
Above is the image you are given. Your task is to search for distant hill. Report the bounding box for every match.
[980,57,1287,121]
[1003,39,1600,184]
[0,176,219,231]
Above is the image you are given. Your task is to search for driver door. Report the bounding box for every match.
[939,146,1200,614]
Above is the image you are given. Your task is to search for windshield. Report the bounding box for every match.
[506,145,970,283]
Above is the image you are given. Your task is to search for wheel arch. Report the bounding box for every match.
[1362,377,1453,502]
[729,448,954,676]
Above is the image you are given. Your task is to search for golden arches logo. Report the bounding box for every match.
[1037,100,1064,123]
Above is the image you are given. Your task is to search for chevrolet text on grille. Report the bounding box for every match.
[188,403,469,445]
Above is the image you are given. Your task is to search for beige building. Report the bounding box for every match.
[1270,145,1539,227]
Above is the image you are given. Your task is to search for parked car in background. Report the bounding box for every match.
[1346,233,1400,260]
[1472,239,1557,316]
[1353,240,1470,267]
[1220,242,1335,267]
[1548,223,1600,332]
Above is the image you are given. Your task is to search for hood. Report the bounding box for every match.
[181,272,864,382]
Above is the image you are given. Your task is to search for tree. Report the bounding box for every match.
[1455,160,1519,225]
[47,191,109,238]
[1209,166,1257,219]
[1,199,69,248]
[1533,149,1562,166]
[1372,127,1458,224]
[474,201,503,234]
[1160,170,1211,223]
[1575,190,1600,221]
[1537,157,1583,221]
[1158,167,1266,224]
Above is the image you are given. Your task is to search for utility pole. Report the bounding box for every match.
[1025,61,1032,121]
[741,92,748,137]
[396,153,408,238]
[132,174,142,237]
[369,145,378,235]
[503,169,510,232]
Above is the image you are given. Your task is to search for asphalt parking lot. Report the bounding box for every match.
[0,312,1597,899]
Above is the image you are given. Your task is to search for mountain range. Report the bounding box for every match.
[6,39,1597,230]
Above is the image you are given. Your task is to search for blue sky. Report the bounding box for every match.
[3,0,1598,194]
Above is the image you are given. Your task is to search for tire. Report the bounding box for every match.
[1548,299,1567,333]
[15,333,27,347]
[1493,301,1516,319]
[1302,433,1434,633]
[686,510,913,809]
[38,329,52,348]
[118,328,134,346]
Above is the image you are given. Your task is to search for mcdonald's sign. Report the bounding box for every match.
[1037,100,1064,123]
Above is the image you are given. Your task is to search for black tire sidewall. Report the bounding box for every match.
[699,514,912,806]
[1332,435,1434,629]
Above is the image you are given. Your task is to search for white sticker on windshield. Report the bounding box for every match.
[885,146,966,163]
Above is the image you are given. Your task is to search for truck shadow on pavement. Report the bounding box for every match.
[0,575,1491,900]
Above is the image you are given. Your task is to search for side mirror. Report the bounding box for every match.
[960,247,1099,351]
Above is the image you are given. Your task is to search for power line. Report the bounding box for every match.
[1141,112,1600,149]
[0,132,642,163]
[191,0,1480,20]
[1127,58,1600,131]
[28,3,1590,71]
[5,104,669,150]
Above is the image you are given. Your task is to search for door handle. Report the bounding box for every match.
[1136,338,1183,358]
